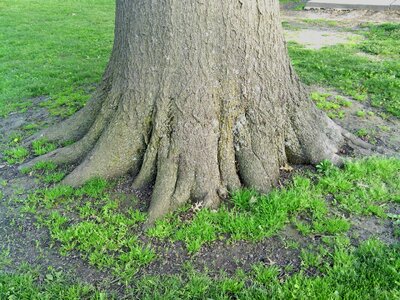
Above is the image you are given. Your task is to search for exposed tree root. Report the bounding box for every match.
[20,91,122,170]
[23,78,115,146]
[62,91,154,187]
[22,82,380,225]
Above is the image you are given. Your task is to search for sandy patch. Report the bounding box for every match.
[284,28,359,49]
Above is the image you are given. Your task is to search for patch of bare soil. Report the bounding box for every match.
[281,7,400,49]
[284,28,359,49]
[137,234,303,279]
[310,86,400,152]
[282,8,400,27]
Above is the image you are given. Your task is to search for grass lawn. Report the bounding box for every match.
[288,23,400,117]
[0,1,399,299]
[0,0,114,117]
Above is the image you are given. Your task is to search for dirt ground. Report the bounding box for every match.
[283,8,400,26]
[0,7,399,294]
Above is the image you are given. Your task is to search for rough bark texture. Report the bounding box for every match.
[23,0,371,223]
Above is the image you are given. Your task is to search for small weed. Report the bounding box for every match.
[0,249,12,269]
[285,240,300,250]
[379,125,390,132]
[356,128,369,138]
[316,159,334,176]
[387,213,400,238]
[8,133,23,145]
[356,110,367,118]
[22,123,40,131]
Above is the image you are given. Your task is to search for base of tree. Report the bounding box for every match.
[20,0,382,223]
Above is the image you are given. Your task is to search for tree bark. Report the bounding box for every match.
[23,0,370,223]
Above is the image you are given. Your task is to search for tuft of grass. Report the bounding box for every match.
[0,266,108,299]
[32,139,57,156]
[280,0,306,10]
[0,249,12,269]
[21,161,66,184]
[301,18,339,27]
[388,213,400,238]
[356,110,367,118]
[3,146,29,164]
[356,128,369,138]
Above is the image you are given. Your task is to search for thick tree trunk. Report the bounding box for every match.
[23,0,370,223]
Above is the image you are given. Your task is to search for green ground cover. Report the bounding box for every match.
[288,23,400,117]
[0,0,114,117]
[0,264,107,299]
[130,239,400,300]
[11,157,399,298]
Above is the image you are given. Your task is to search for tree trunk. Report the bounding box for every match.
[23,0,369,223]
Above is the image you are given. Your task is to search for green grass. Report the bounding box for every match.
[32,139,58,156]
[2,238,399,299]
[0,249,12,269]
[22,178,155,282]
[317,158,400,216]
[3,139,59,166]
[1,2,398,119]
[23,158,399,269]
[3,146,29,164]
[288,23,400,117]
[311,92,352,119]
[148,157,399,252]
[0,0,115,117]
[301,18,339,27]
[21,161,66,184]
[360,23,400,57]
[0,265,108,300]
[129,238,400,299]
